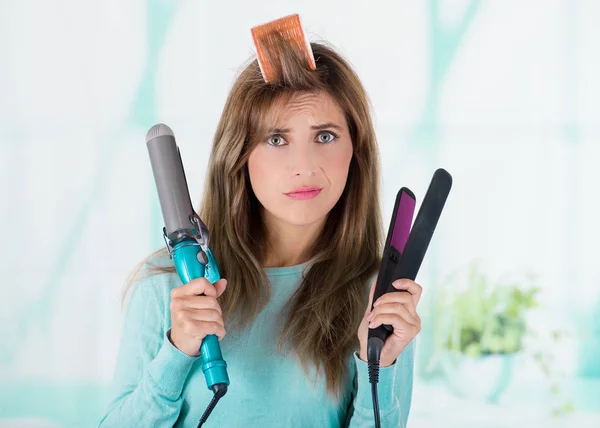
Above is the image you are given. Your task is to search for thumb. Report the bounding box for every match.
[366,275,378,313]
[214,278,228,298]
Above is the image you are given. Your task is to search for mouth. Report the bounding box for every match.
[284,187,323,200]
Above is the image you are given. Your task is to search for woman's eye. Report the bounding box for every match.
[317,131,337,144]
[267,135,286,146]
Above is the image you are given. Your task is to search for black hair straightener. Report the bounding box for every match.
[367,168,452,428]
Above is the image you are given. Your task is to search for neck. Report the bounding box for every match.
[261,213,325,268]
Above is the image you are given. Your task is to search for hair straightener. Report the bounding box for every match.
[367,168,452,428]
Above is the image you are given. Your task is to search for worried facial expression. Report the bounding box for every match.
[247,91,353,230]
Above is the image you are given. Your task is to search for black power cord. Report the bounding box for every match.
[367,336,384,428]
[197,383,227,428]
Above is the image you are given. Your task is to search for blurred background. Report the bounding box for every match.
[1,0,599,427]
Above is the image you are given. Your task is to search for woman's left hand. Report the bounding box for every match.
[358,278,422,367]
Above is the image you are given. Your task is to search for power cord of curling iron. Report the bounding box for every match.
[197,383,227,427]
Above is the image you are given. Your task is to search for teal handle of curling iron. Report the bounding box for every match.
[172,239,230,390]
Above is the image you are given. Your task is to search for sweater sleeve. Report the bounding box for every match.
[345,339,415,428]
[98,272,200,427]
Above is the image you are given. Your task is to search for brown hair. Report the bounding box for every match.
[126,38,383,397]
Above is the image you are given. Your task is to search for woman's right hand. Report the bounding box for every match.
[169,277,228,357]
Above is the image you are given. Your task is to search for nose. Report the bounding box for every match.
[289,142,317,177]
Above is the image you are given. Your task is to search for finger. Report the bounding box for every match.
[189,320,227,341]
[391,279,423,307]
[171,295,222,314]
[373,292,418,318]
[369,313,421,338]
[171,277,217,298]
[369,303,420,327]
[173,307,224,327]
[214,279,228,298]
[186,308,225,326]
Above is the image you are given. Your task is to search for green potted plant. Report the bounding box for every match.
[433,262,540,402]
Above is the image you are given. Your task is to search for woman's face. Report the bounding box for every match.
[247,91,353,231]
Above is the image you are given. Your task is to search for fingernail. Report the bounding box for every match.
[373,299,380,307]
[367,312,374,321]
[369,321,374,328]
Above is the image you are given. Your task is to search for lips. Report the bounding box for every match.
[284,186,323,200]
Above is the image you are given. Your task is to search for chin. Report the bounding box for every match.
[278,207,329,228]
[287,213,327,227]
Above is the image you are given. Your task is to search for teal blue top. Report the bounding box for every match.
[98,253,414,427]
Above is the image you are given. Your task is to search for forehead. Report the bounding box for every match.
[263,91,346,128]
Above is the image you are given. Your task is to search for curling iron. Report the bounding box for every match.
[146,123,229,427]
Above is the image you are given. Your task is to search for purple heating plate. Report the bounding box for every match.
[390,189,416,253]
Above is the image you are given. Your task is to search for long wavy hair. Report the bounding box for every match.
[125,39,384,397]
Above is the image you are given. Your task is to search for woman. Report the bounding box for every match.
[99,39,422,427]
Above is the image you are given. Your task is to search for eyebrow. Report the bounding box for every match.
[266,122,343,134]
[311,122,343,131]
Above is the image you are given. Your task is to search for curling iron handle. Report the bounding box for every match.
[172,241,230,389]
